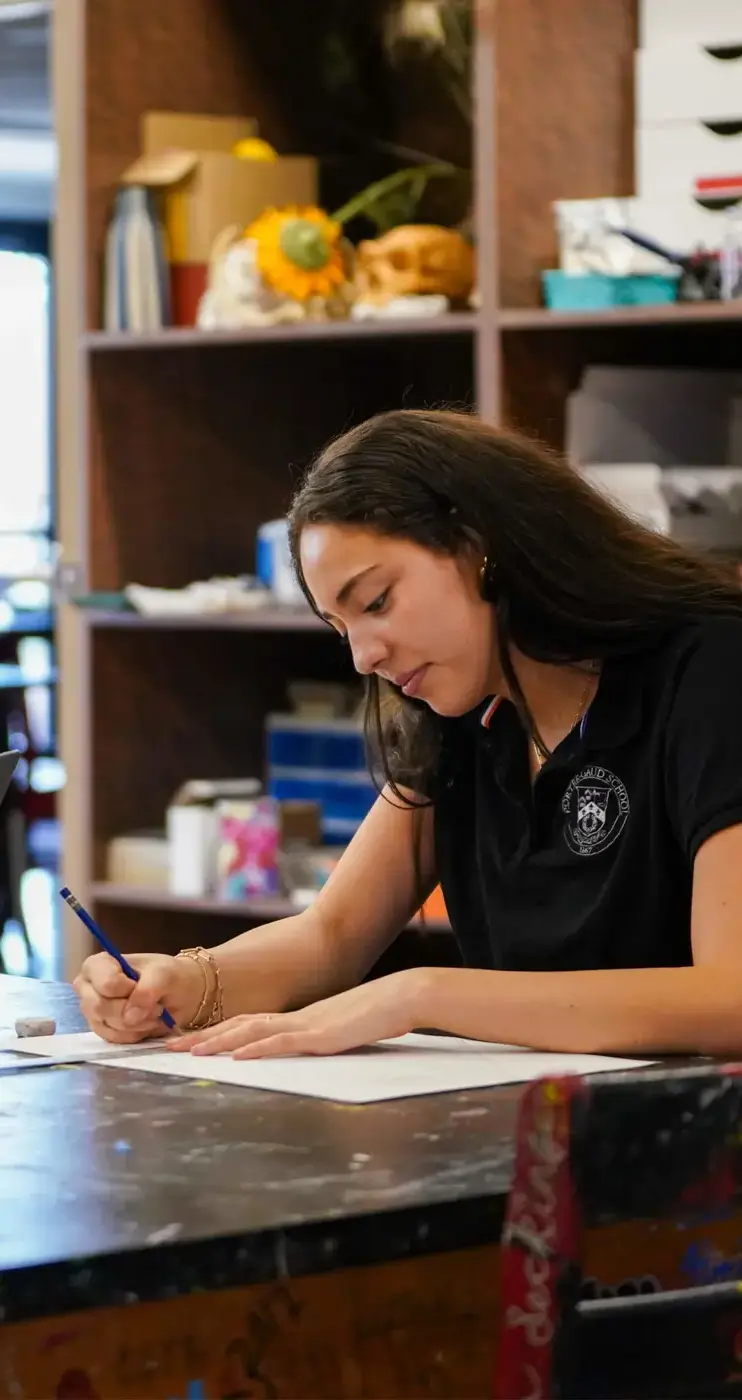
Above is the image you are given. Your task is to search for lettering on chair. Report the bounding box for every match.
[499,1080,573,1398]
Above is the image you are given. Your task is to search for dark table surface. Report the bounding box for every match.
[0,976,517,1324]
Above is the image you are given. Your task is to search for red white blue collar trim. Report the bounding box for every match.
[480,696,502,728]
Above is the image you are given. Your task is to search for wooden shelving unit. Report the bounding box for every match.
[91,881,450,931]
[499,303,742,331]
[83,608,328,633]
[90,883,300,922]
[53,0,737,974]
[83,312,480,352]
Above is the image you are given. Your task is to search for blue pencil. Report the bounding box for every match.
[59,886,178,1032]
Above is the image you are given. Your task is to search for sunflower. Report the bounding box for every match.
[246,205,347,302]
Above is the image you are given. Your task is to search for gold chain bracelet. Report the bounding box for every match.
[175,946,224,1029]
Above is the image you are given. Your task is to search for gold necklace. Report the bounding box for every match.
[532,671,596,772]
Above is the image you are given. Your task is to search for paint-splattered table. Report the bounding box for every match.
[0,976,737,1399]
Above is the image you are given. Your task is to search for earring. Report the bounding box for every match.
[480,555,499,600]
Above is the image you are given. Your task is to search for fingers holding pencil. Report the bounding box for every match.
[73,950,204,1044]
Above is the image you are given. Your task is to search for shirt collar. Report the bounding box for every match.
[480,696,502,729]
[476,652,648,751]
[580,651,648,752]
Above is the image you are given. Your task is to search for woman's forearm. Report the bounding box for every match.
[210,910,359,1018]
[416,963,742,1057]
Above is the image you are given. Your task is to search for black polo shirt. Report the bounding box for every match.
[433,614,742,972]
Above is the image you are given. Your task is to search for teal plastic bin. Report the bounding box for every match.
[542,270,679,311]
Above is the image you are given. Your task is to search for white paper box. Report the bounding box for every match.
[106,832,169,889]
[580,463,670,533]
[637,122,742,197]
[641,0,742,51]
[553,194,728,266]
[637,45,742,125]
[663,467,742,548]
[166,804,216,897]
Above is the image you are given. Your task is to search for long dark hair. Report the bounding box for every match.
[288,408,742,798]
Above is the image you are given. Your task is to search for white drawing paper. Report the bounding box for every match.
[114,1033,650,1102]
[1,1029,653,1102]
[0,1030,166,1060]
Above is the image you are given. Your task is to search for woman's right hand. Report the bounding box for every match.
[73,951,203,1043]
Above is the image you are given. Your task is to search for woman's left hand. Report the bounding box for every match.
[169,969,429,1059]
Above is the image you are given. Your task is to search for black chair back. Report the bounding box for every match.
[495,1065,742,1398]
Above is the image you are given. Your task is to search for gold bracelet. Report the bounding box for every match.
[176,947,222,1029]
[180,950,210,1027]
[176,946,224,1029]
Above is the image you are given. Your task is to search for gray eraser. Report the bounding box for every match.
[15,1017,57,1038]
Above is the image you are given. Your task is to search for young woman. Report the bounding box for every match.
[76,409,742,1059]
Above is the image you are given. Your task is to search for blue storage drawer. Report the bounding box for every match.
[268,767,376,843]
[266,716,366,772]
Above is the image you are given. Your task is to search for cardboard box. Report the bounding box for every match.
[143,112,258,156]
[121,111,319,264]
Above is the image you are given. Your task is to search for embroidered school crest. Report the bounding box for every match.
[561,765,630,857]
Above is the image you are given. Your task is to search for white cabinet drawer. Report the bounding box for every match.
[637,43,742,124]
[641,0,742,50]
[637,121,742,195]
[631,195,730,254]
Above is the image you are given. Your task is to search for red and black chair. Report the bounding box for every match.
[495,1064,742,1399]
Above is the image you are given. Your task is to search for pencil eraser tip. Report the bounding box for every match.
[15,1018,57,1038]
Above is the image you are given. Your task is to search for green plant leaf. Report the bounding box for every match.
[331,162,458,231]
